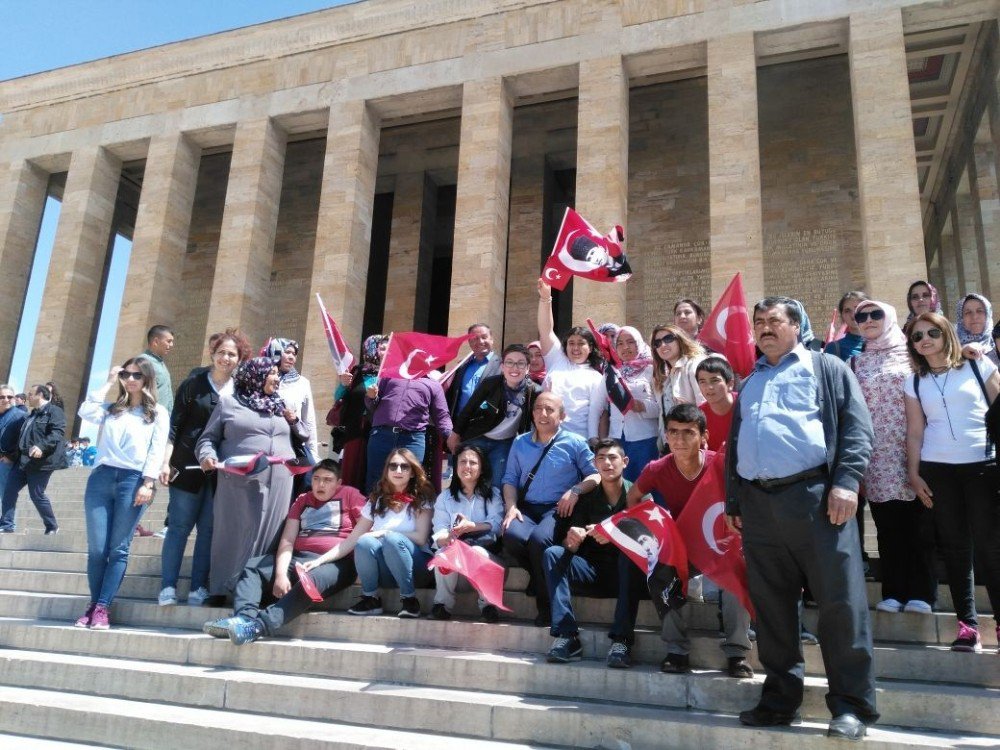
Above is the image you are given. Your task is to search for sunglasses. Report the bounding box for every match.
[910,328,942,343]
[0,395,13,400]
[653,333,677,348]
[387,462,412,472]
[118,371,144,381]
[854,309,885,324]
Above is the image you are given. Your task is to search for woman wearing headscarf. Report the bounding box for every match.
[261,337,319,462]
[196,357,311,599]
[526,341,547,385]
[333,334,389,490]
[851,300,935,614]
[590,326,659,481]
[906,280,943,322]
[956,293,998,367]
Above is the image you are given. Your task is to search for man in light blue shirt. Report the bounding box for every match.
[726,296,875,741]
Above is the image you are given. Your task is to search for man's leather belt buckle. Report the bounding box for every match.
[751,466,826,491]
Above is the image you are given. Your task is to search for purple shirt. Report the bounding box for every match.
[368,377,453,436]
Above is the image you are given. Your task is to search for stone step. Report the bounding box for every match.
[0,532,165,553]
[0,733,107,749]
[6,517,168,534]
[0,637,997,743]
[0,685,554,750]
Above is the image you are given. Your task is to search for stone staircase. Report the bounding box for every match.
[0,467,997,749]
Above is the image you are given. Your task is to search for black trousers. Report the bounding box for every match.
[868,500,936,605]
[740,476,878,723]
[233,551,356,636]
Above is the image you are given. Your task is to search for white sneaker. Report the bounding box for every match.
[903,599,932,614]
[158,586,178,606]
[875,598,903,613]
[153,527,168,539]
[187,587,210,606]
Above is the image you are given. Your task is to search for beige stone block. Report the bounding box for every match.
[954,189,982,297]
[849,8,926,315]
[971,143,1000,304]
[449,77,513,338]
[939,226,960,313]
[0,160,48,377]
[203,117,287,354]
[382,171,425,334]
[26,147,121,431]
[707,32,764,304]
[111,133,201,366]
[300,100,380,423]
[504,151,546,347]
[572,55,628,326]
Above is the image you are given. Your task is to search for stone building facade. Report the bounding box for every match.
[1,0,998,431]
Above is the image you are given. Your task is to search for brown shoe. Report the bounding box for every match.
[727,656,754,679]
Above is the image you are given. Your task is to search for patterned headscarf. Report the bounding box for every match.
[788,300,816,345]
[854,300,906,352]
[261,337,300,383]
[361,334,389,375]
[906,280,943,320]
[233,357,285,415]
[955,293,995,353]
[614,325,654,380]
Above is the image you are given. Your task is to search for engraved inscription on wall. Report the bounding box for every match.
[641,239,710,331]
[765,228,842,320]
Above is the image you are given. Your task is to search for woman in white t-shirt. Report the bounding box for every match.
[904,312,1000,654]
[536,278,604,438]
[326,449,433,618]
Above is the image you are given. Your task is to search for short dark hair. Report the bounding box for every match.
[32,384,52,401]
[589,437,626,456]
[837,291,869,313]
[501,343,529,361]
[147,325,173,344]
[80,437,90,444]
[467,323,491,334]
[695,356,735,384]
[312,458,342,479]
[664,403,706,434]
[673,298,705,319]
[753,296,800,326]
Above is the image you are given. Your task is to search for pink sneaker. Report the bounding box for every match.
[950,621,981,653]
[74,603,96,628]
[89,604,110,630]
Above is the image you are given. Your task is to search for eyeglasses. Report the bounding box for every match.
[910,328,943,343]
[652,333,677,348]
[854,309,886,324]
[387,462,412,472]
[909,292,932,301]
[502,360,528,369]
[118,371,144,381]
[0,395,12,400]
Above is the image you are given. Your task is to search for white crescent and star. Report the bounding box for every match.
[644,506,667,525]
[399,349,435,378]
[702,502,725,555]
[543,267,563,282]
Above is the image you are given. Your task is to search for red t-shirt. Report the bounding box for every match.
[635,450,716,520]
[699,402,734,452]
[287,485,366,554]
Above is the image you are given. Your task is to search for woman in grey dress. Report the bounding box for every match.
[196,358,310,598]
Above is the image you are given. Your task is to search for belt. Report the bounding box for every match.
[373,425,419,435]
[749,465,826,491]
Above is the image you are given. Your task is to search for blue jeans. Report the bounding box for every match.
[621,436,659,483]
[354,531,432,598]
[466,436,513,490]
[84,465,148,606]
[543,545,619,636]
[160,483,214,591]
[0,464,58,532]
[365,427,426,492]
[502,503,557,611]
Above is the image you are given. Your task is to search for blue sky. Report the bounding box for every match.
[3,1,352,429]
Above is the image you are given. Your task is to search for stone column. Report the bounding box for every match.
[954,187,982,295]
[707,33,764,304]
[111,132,201,365]
[382,171,425,334]
[0,160,48,377]
[450,77,514,338]
[972,142,1000,304]
[27,146,121,425]
[505,151,546,346]
[849,8,926,313]
[939,215,960,312]
[203,117,287,353]
[301,100,380,420]
[572,56,629,325]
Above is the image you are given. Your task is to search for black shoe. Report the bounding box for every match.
[546,635,583,663]
[827,713,866,741]
[480,605,500,623]
[430,603,451,620]
[727,656,754,679]
[347,595,383,616]
[0,528,14,534]
[606,641,632,669]
[738,706,801,727]
[398,596,421,618]
[660,653,690,674]
[44,528,59,535]
[533,608,551,627]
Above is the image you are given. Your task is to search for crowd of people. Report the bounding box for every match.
[1,276,998,743]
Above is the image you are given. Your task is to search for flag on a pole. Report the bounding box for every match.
[315,294,355,375]
[380,331,470,380]
[541,208,631,291]
[428,352,472,391]
[697,273,756,378]
[824,308,846,346]
[586,318,634,414]
[675,449,754,618]
[586,318,622,367]
[427,540,512,611]
[199,452,313,477]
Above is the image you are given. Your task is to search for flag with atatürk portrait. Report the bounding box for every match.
[541,207,631,290]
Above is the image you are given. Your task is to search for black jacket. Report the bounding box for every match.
[18,403,67,472]
[168,371,223,493]
[452,375,541,442]
[447,355,502,417]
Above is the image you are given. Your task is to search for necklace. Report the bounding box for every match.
[929,369,957,440]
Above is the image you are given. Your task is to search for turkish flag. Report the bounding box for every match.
[586,318,622,367]
[212,452,313,477]
[294,562,324,602]
[676,448,754,618]
[824,308,846,346]
[697,273,756,377]
[380,331,469,380]
[427,540,512,611]
[315,293,355,375]
[541,207,631,291]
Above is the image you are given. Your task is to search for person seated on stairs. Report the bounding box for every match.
[204,459,366,645]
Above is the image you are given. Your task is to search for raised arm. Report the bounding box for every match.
[537,279,560,355]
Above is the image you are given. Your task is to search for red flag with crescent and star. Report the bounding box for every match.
[379,331,470,380]
[315,293,355,375]
[426,540,512,611]
[675,448,754,618]
[697,273,756,378]
[541,207,631,291]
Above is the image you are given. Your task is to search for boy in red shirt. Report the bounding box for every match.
[696,357,736,453]
[204,459,366,644]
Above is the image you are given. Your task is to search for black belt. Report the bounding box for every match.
[374,425,419,435]
[750,465,826,491]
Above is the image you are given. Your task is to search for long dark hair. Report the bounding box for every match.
[369,448,435,516]
[109,357,159,423]
[563,326,604,372]
[450,443,493,501]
